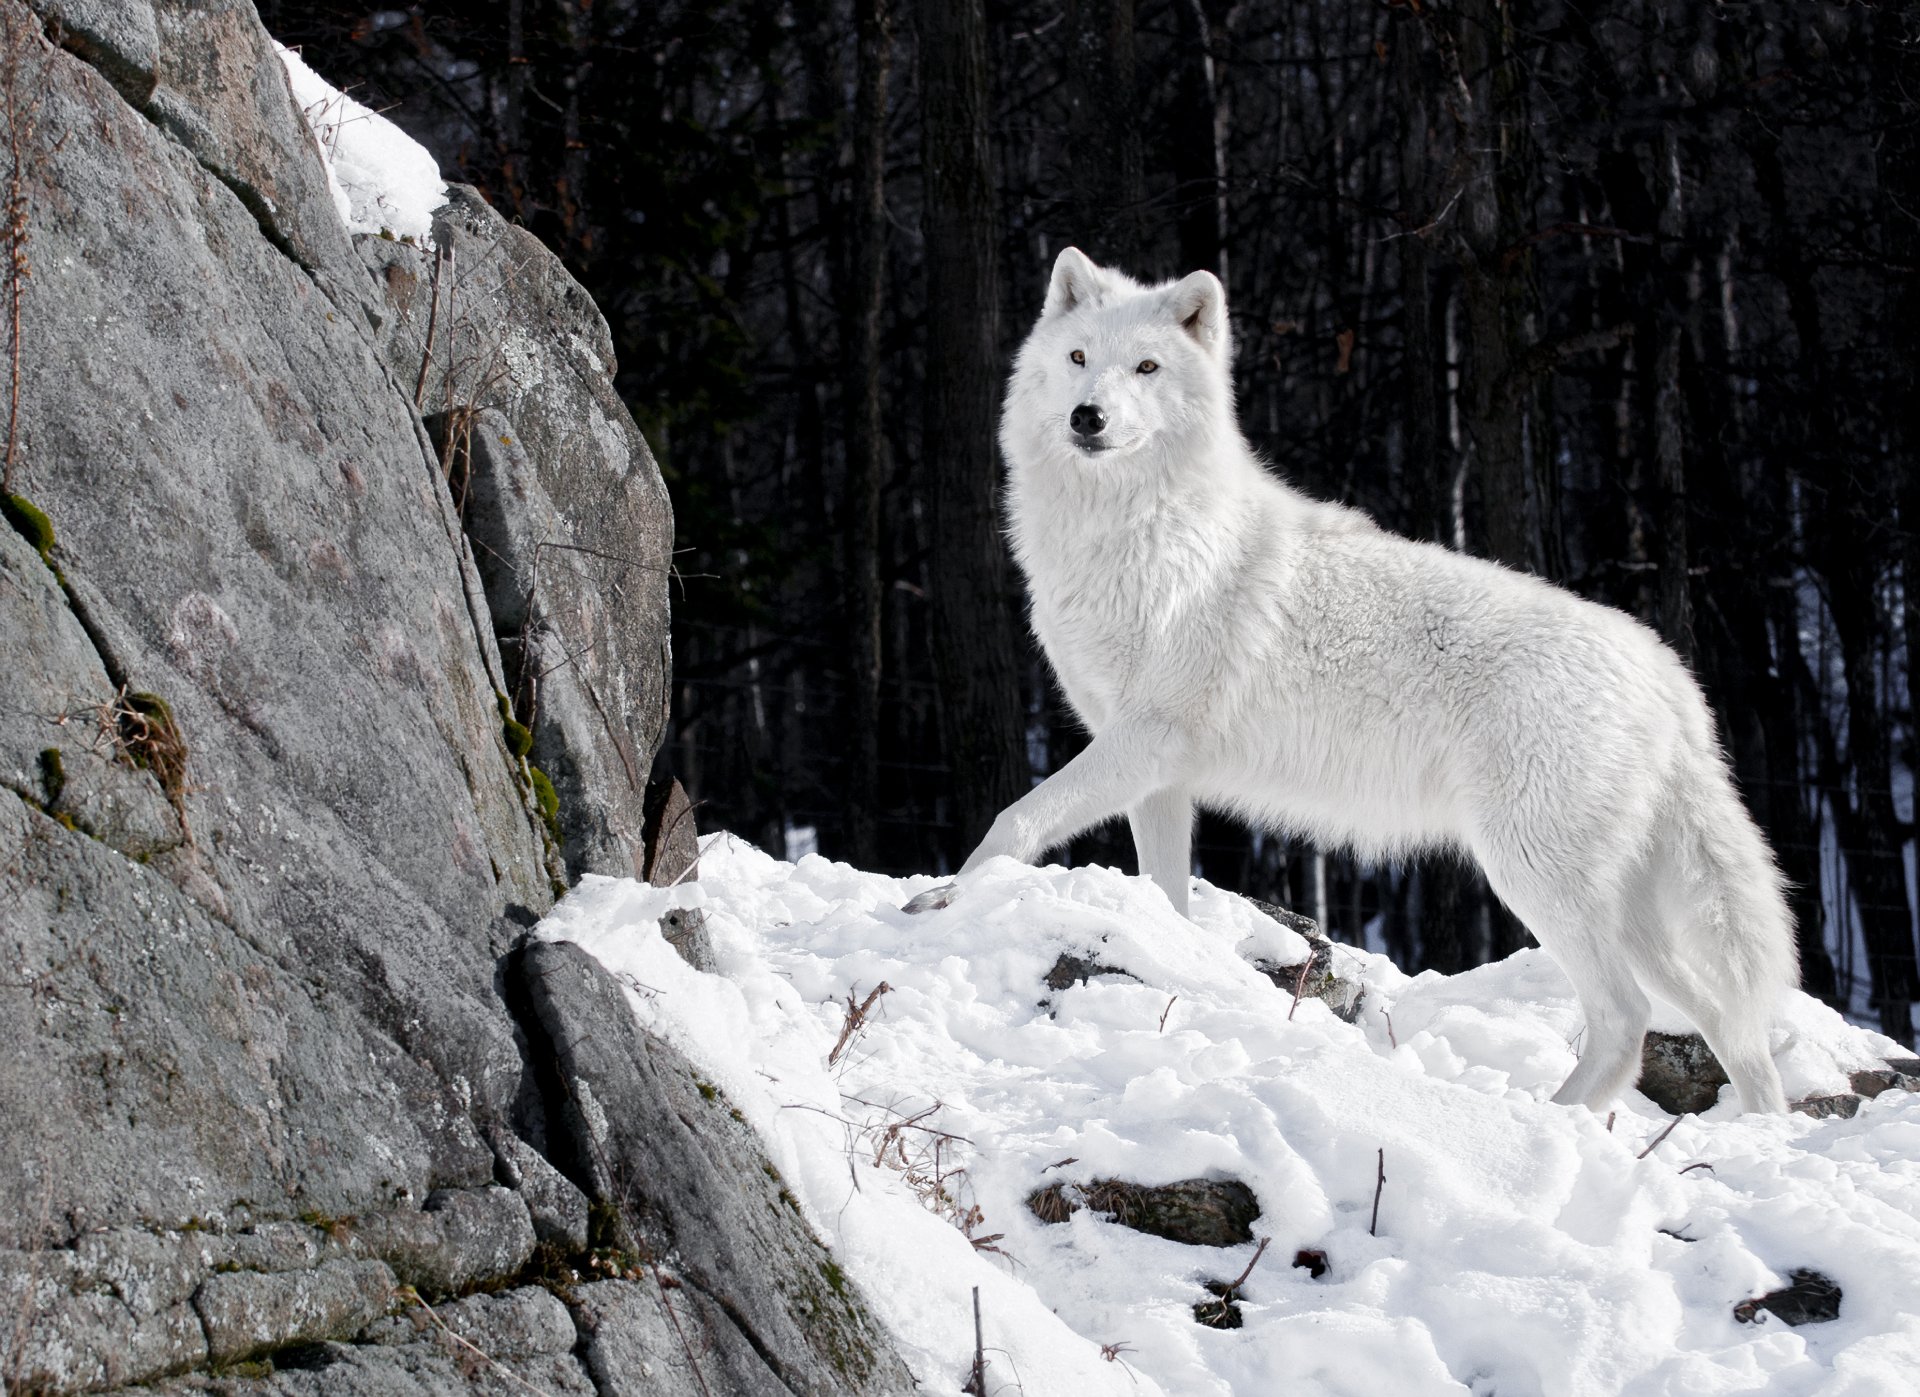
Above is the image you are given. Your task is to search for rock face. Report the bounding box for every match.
[358,186,677,892]
[0,0,894,1388]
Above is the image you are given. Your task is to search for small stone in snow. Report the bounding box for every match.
[1734,1269,1842,1326]
[1042,952,1137,993]
[1637,1031,1729,1115]
[1790,1093,1863,1120]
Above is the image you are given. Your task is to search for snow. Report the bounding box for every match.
[273,44,445,243]
[535,838,1920,1397]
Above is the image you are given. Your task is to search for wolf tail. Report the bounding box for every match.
[1646,741,1797,1112]
[1672,747,1799,993]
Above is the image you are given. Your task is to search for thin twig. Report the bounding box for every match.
[1223,1236,1271,1294]
[827,981,892,1067]
[1369,1148,1386,1236]
[400,1287,559,1397]
[1288,958,1311,1020]
[413,244,446,407]
[963,1286,987,1396]
[1637,1116,1684,1160]
[1158,995,1177,1033]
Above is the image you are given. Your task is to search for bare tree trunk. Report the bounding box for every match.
[1173,0,1236,283]
[1394,10,1443,541]
[918,0,1029,865]
[844,0,893,870]
[1455,0,1541,579]
[1065,0,1145,268]
[1650,118,1695,664]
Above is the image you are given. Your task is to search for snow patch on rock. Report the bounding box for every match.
[274,44,445,243]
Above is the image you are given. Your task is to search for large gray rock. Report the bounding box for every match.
[26,0,372,298]
[358,190,676,888]
[4,0,541,1255]
[0,0,907,1389]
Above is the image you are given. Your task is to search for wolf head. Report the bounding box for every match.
[1001,247,1232,474]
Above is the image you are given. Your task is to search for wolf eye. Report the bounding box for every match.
[1137,359,1159,374]
[1070,349,1086,366]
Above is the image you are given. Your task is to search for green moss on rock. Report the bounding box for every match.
[528,765,560,841]
[496,691,533,758]
[3,492,54,564]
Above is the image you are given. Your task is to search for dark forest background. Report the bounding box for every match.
[262,0,1920,1044]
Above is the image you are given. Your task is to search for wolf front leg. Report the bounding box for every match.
[960,721,1183,875]
[1129,789,1194,917]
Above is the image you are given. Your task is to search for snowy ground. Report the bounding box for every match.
[539,838,1920,1397]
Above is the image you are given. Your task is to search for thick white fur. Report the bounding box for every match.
[966,246,1797,1115]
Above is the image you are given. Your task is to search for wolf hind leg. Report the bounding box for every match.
[1546,941,1653,1110]
[1484,859,1652,1109]
[1128,789,1193,917]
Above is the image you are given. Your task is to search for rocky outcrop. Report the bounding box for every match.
[357,186,676,891]
[0,0,894,1388]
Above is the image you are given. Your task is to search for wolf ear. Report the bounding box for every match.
[1167,270,1228,352]
[1044,247,1107,318]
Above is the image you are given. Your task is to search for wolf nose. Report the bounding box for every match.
[1070,403,1107,437]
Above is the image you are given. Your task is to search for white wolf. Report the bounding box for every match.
[953,246,1797,1115]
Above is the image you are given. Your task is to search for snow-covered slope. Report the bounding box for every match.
[536,837,1920,1397]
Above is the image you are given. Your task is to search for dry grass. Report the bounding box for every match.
[88,685,192,839]
[847,1093,1008,1259]
[827,981,892,1068]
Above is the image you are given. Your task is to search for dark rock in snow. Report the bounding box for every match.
[1249,899,1366,1022]
[1637,1031,1731,1115]
[1734,1268,1843,1326]
[1027,1177,1262,1247]
[1192,1280,1245,1329]
[1790,1093,1863,1120]
[1043,950,1139,993]
[1849,1066,1920,1099]
[643,773,717,971]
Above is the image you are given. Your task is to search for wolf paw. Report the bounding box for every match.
[902,882,959,914]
